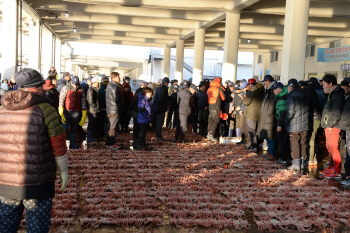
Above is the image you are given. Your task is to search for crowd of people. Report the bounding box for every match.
[1,67,350,232]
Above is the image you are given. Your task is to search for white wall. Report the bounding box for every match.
[237,64,253,81]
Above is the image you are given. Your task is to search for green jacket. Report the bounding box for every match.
[275,86,288,127]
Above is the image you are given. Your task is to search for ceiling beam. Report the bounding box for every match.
[66,38,167,47]
[31,0,219,21]
[61,34,174,44]
[46,20,190,36]
[38,10,207,29]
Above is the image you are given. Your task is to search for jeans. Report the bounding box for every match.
[65,111,81,137]
[306,120,321,161]
[96,110,106,137]
[247,119,258,148]
[289,131,307,159]
[133,117,140,140]
[345,131,350,177]
[325,128,342,173]
[155,111,166,139]
[87,112,97,131]
[267,139,277,155]
[139,123,148,145]
[0,196,52,233]
[208,110,220,135]
[106,114,119,146]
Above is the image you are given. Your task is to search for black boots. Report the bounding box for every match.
[69,134,79,149]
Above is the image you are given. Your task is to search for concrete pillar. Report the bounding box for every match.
[222,12,240,83]
[192,28,205,85]
[163,47,171,78]
[280,0,310,83]
[29,19,41,71]
[175,39,185,83]
[43,30,53,76]
[2,0,18,79]
[55,38,62,77]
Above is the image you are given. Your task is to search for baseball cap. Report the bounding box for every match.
[183,80,189,88]
[272,82,284,90]
[173,84,179,90]
[287,79,298,88]
[234,83,241,90]
[308,77,318,85]
[162,77,170,83]
[91,77,99,83]
[71,76,79,85]
[198,81,206,87]
[228,81,234,87]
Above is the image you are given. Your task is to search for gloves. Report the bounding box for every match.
[54,153,68,190]
[79,110,87,126]
[58,107,66,124]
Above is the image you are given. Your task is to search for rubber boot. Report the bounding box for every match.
[236,128,242,138]
[173,130,179,143]
[86,129,97,143]
[179,133,185,143]
[288,159,301,171]
[227,129,234,137]
[69,134,79,149]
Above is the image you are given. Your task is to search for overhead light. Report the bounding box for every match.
[247,39,251,44]
[73,28,77,33]
[65,11,70,17]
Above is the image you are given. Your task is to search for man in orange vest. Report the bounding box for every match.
[207,78,226,142]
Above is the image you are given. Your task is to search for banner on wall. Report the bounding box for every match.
[318,45,350,62]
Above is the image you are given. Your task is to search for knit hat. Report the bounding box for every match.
[15,68,45,88]
[123,83,130,89]
[189,83,198,92]
[263,75,274,82]
[228,81,234,87]
[71,76,79,85]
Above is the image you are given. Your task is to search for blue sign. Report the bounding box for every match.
[260,70,262,76]
[318,45,350,62]
[341,64,350,70]
[266,70,270,75]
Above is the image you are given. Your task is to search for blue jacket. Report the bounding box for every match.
[137,92,152,124]
[80,79,89,97]
[198,90,208,111]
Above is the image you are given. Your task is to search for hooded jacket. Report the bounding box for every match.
[257,82,276,139]
[303,83,322,121]
[242,82,265,121]
[137,92,152,124]
[97,82,107,110]
[106,81,124,115]
[207,81,226,111]
[321,86,345,129]
[121,84,134,110]
[0,88,67,199]
[275,86,289,127]
[285,88,310,133]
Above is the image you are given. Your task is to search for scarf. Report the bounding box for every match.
[323,85,337,94]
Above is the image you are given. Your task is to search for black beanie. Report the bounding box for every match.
[15,68,45,88]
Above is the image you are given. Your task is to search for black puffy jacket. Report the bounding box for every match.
[106,81,124,115]
[87,86,100,113]
[285,88,310,133]
[152,84,169,113]
[303,84,322,121]
[339,95,350,131]
[321,86,345,129]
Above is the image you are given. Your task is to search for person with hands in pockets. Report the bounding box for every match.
[0,68,68,233]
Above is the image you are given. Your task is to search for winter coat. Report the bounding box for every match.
[97,83,107,110]
[207,81,226,112]
[198,90,208,111]
[303,84,322,121]
[222,88,233,114]
[285,88,310,133]
[315,84,326,113]
[121,89,134,110]
[59,83,86,111]
[275,86,288,127]
[137,92,152,124]
[80,79,89,97]
[0,88,67,199]
[56,79,67,93]
[178,89,192,116]
[169,91,178,110]
[7,81,18,91]
[321,86,345,129]
[242,82,264,121]
[233,91,243,115]
[87,86,100,113]
[339,95,350,131]
[45,88,60,111]
[168,85,176,97]
[152,84,169,113]
[257,86,276,139]
[106,81,124,115]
